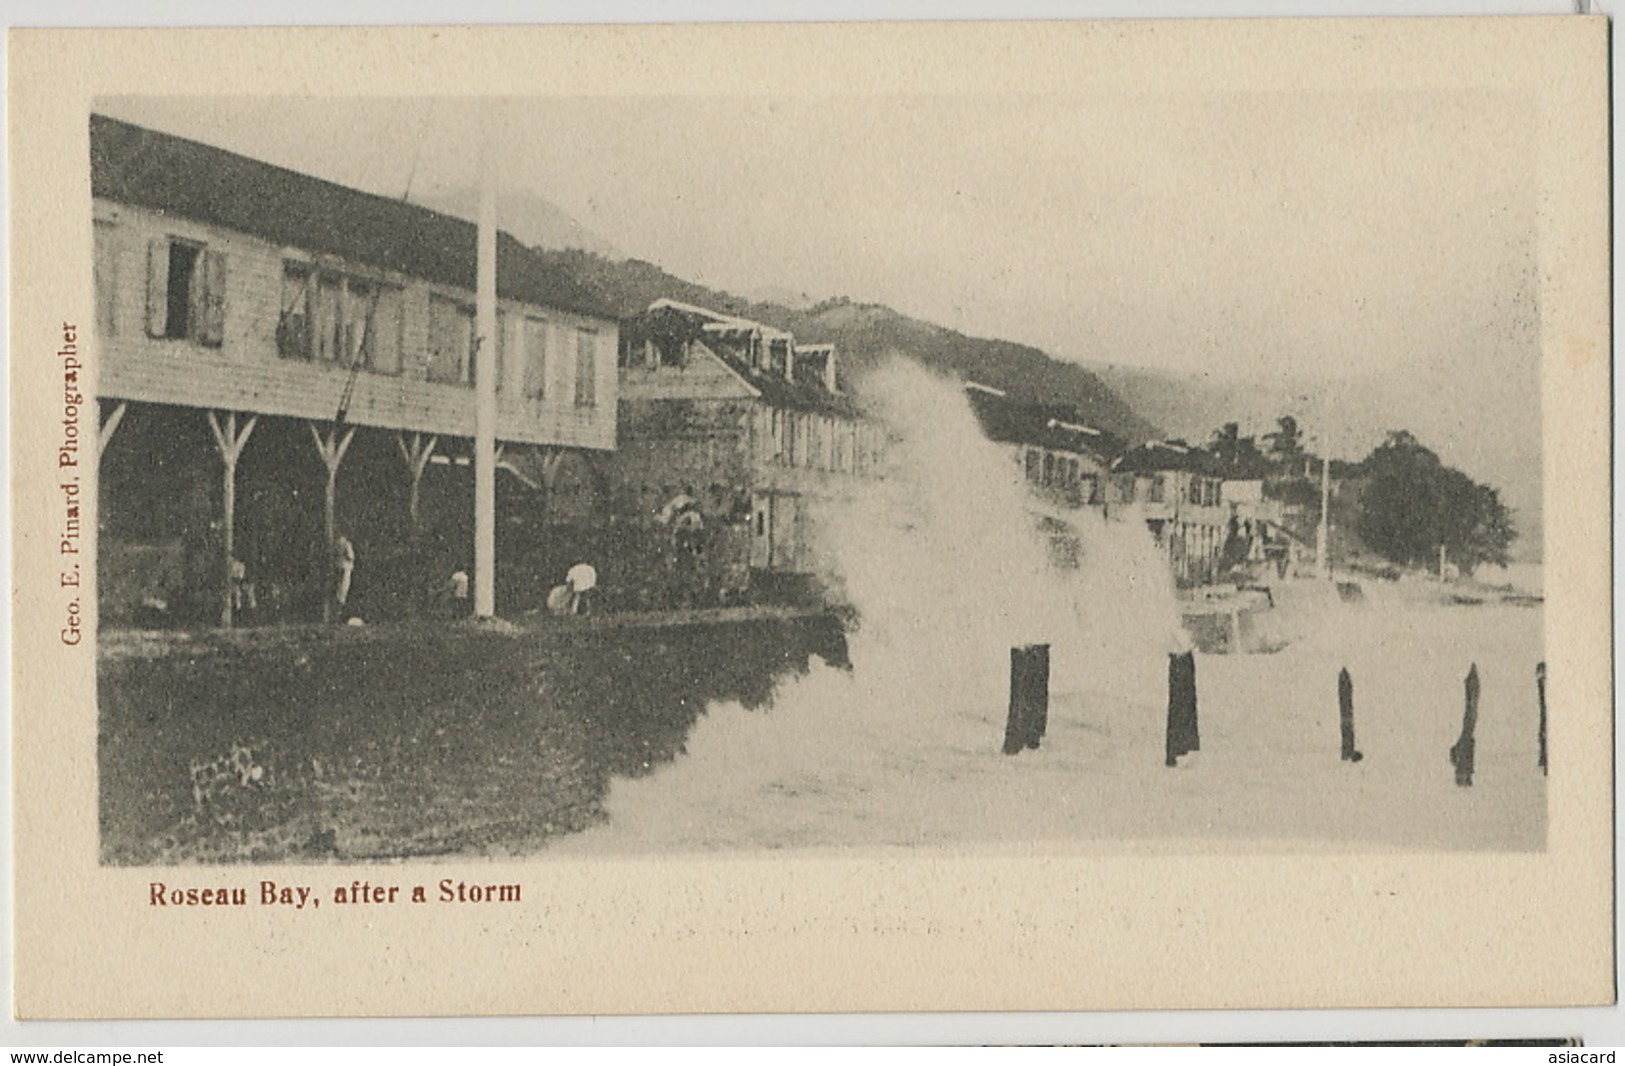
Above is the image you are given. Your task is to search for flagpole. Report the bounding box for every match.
[473,117,498,619]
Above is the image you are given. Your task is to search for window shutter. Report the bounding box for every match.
[523,318,548,400]
[145,238,170,339]
[574,329,596,408]
[199,248,226,347]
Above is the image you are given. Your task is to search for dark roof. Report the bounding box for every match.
[89,114,617,322]
[1110,439,1225,476]
[700,335,863,420]
[621,302,861,419]
[965,386,1124,461]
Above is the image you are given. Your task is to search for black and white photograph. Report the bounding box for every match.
[88,88,1552,860]
[8,16,1612,1025]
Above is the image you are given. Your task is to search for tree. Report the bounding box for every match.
[1207,422,1268,477]
[1354,430,1515,573]
[1264,415,1306,475]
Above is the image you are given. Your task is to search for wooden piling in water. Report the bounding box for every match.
[1165,651,1199,767]
[1002,644,1050,755]
[1450,663,1479,787]
[1338,667,1363,763]
[1537,661,1547,775]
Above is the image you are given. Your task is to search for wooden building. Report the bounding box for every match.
[608,299,886,607]
[1107,441,1229,587]
[963,382,1121,509]
[90,115,620,626]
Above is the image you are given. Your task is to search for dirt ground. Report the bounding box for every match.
[97,609,847,864]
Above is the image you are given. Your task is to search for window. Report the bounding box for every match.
[345,280,376,365]
[428,295,474,385]
[364,286,403,375]
[147,237,224,346]
[617,332,665,370]
[93,221,118,338]
[523,317,548,400]
[1042,454,1056,485]
[278,263,311,358]
[1079,474,1098,504]
[279,263,401,373]
[770,409,786,463]
[574,328,597,407]
[1148,475,1166,503]
[768,338,790,377]
[313,272,345,362]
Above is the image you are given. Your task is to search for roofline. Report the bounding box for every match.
[90,114,620,323]
[688,337,762,399]
[647,297,793,341]
[1047,417,1101,437]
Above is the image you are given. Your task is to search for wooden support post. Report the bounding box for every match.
[396,431,438,534]
[1537,661,1548,775]
[494,444,541,490]
[99,400,128,454]
[1338,667,1363,763]
[1165,651,1200,767]
[204,410,258,629]
[539,446,567,492]
[310,422,357,621]
[1450,663,1480,787]
[1002,644,1050,755]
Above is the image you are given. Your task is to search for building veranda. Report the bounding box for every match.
[91,116,620,628]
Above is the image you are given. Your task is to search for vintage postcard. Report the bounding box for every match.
[8,18,1612,1020]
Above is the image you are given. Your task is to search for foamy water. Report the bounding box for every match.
[557,362,1195,852]
[554,362,1545,855]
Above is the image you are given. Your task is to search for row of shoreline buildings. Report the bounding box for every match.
[90,114,1279,629]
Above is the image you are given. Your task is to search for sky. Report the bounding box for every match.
[96,91,1544,527]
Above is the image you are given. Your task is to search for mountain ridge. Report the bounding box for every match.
[530,247,1161,445]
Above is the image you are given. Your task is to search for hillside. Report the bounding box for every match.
[532,247,1161,445]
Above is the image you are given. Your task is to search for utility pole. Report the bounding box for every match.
[473,118,498,619]
[1315,448,1331,580]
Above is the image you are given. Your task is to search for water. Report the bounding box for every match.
[556,361,1544,854]
[562,360,1191,852]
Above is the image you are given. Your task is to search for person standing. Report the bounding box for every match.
[566,562,598,616]
[329,532,356,622]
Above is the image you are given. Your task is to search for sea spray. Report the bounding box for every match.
[575,358,1186,850]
